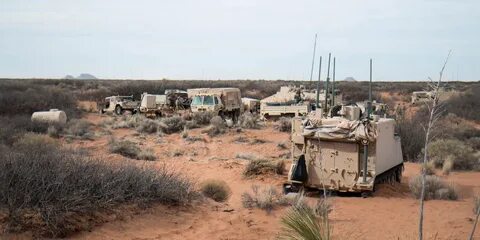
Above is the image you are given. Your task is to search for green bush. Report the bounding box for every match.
[200,179,231,202]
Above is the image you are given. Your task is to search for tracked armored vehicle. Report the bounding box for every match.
[284,57,403,195]
[286,107,403,194]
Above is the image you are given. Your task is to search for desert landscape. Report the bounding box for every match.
[0,79,478,240]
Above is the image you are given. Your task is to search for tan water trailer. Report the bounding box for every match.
[31,109,67,125]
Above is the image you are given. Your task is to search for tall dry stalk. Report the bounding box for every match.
[418,51,451,240]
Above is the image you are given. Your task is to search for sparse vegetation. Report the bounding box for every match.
[136,118,159,134]
[190,111,216,126]
[238,112,261,129]
[409,175,458,200]
[277,141,289,150]
[243,159,285,177]
[203,116,226,137]
[158,116,186,134]
[241,185,289,212]
[275,117,292,132]
[108,138,156,160]
[0,134,193,237]
[427,139,478,171]
[63,119,94,140]
[200,179,231,202]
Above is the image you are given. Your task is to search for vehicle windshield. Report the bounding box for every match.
[203,96,214,105]
[191,96,202,105]
[119,97,133,101]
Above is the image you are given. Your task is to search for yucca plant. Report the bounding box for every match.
[279,202,331,240]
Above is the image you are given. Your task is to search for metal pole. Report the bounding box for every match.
[315,56,322,109]
[309,34,317,88]
[324,53,331,117]
[368,59,373,117]
[363,142,368,183]
[332,57,336,106]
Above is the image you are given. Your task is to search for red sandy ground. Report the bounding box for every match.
[8,113,479,239]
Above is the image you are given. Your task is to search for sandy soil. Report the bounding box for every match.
[50,114,480,239]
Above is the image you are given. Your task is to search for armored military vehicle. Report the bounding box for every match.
[284,58,403,196]
[187,88,242,120]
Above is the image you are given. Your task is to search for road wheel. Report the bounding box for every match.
[115,105,123,115]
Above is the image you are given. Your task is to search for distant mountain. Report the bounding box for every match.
[64,73,97,80]
[343,77,356,82]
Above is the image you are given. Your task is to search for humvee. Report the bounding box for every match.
[100,96,139,115]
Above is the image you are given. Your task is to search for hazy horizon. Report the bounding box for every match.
[1,0,479,81]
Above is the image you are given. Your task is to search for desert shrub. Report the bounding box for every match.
[180,127,189,138]
[395,106,427,161]
[0,135,193,237]
[238,112,261,129]
[427,139,478,171]
[275,117,292,132]
[185,120,199,129]
[200,179,231,202]
[467,137,480,151]
[233,136,249,143]
[158,116,185,134]
[442,156,454,175]
[250,138,267,145]
[241,185,289,212]
[112,115,146,129]
[203,116,226,137]
[185,135,205,143]
[243,159,284,177]
[108,139,156,160]
[279,202,331,240]
[435,113,480,141]
[409,175,458,200]
[136,118,159,134]
[63,119,94,140]
[422,161,436,175]
[191,111,215,126]
[445,84,480,121]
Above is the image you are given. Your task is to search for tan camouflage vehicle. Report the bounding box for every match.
[100,96,139,115]
[285,105,404,196]
[188,88,242,120]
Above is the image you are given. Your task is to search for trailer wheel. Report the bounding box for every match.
[361,191,371,198]
[115,105,123,115]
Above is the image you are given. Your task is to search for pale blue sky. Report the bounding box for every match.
[0,0,478,80]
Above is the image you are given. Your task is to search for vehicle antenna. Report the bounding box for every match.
[324,53,331,117]
[309,34,317,88]
[315,56,322,109]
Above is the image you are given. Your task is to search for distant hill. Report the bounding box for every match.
[343,77,356,82]
[64,73,97,80]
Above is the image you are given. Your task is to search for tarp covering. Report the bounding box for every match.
[301,117,377,142]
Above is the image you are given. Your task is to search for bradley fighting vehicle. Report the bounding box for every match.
[284,56,404,196]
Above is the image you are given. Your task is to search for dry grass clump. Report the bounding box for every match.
[427,138,478,171]
[158,116,186,134]
[233,136,249,143]
[136,118,159,134]
[236,152,260,161]
[0,134,194,237]
[422,161,436,175]
[250,138,267,145]
[112,115,145,129]
[238,112,261,129]
[63,119,94,140]
[200,179,231,202]
[243,159,285,177]
[203,116,226,137]
[108,138,156,161]
[275,117,292,132]
[241,185,289,212]
[409,175,458,200]
[185,135,205,143]
[190,111,215,126]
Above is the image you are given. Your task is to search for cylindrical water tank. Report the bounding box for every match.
[31,109,67,125]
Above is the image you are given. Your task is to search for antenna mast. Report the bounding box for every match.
[315,56,322,109]
[309,34,317,88]
[324,53,331,117]
[332,57,336,106]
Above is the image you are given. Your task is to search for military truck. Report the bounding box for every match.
[187,88,242,120]
[411,89,457,105]
[100,96,139,115]
[285,105,404,195]
[241,97,260,113]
